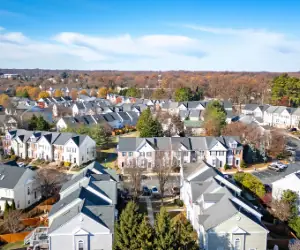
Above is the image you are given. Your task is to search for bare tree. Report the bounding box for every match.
[124,160,143,200]
[35,169,67,199]
[153,151,173,206]
[268,198,292,222]
[289,240,300,250]
[3,210,23,233]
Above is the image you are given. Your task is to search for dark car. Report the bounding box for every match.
[142,186,151,196]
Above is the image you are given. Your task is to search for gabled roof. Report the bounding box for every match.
[0,164,28,189]
[243,104,259,111]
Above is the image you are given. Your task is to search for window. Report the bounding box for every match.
[122,162,124,167]
[219,151,224,156]
[74,158,76,163]
[78,240,84,250]
[122,152,126,157]
[27,187,30,195]
[82,156,84,161]
[210,151,216,156]
[236,159,240,166]
[139,152,145,156]
[183,151,189,156]
[34,191,37,199]
[212,159,216,166]
[17,201,20,208]
[28,200,30,205]
[129,152,133,157]
[234,238,241,250]
[147,152,152,157]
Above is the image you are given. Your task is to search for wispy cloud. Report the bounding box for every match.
[0,9,23,17]
[0,26,300,71]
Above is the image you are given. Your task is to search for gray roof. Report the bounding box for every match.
[118,136,242,152]
[49,186,111,217]
[243,104,259,111]
[0,164,28,189]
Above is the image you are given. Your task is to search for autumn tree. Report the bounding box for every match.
[53,89,63,97]
[70,89,78,100]
[124,160,143,200]
[98,87,108,98]
[152,88,168,100]
[80,89,88,96]
[90,88,97,97]
[38,91,50,99]
[0,94,10,107]
[28,87,40,100]
[203,100,226,136]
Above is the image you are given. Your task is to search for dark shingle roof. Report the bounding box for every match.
[0,164,28,189]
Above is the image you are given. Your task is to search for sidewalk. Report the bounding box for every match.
[145,197,155,226]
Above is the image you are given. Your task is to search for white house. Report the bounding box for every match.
[0,164,41,212]
[4,130,96,166]
[180,161,268,250]
[25,161,119,250]
[272,171,300,213]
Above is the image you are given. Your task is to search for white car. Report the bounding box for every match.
[273,161,288,169]
[17,162,26,167]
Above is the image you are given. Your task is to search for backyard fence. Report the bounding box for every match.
[0,231,31,243]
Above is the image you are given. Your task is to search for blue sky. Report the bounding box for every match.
[1,0,300,71]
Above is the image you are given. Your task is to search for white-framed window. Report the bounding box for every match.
[212,159,216,166]
[139,152,145,156]
[78,240,84,250]
[122,152,126,157]
[219,151,224,156]
[234,238,241,250]
[129,152,133,156]
[147,152,152,157]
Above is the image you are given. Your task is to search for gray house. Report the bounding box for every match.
[25,161,119,250]
[181,161,268,250]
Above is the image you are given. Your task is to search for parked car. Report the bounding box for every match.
[289,128,298,132]
[151,186,159,195]
[142,186,151,196]
[273,161,288,169]
[17,162,26,167]
[268,164,283,172]
[171,187,180,196]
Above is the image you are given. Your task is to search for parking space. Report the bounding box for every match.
[141,175,180,195]
[253,163,300,184]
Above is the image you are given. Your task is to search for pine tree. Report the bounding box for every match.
[36,116,50,131]
[137,108,163,137]
[136,216,154,250]
[4,200,11,218]
[154,207,176,250]
[174,214,198,250]
[11,200,16,210]
[114,201,142,250]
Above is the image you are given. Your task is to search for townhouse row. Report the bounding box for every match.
[56,111,139,131]
[117,136,243,171]
[181,161,268,249]
[3,129,96,165]
[242,104,300,128]
[25,161,119,250]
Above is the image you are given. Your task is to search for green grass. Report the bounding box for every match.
[1,241,26,250]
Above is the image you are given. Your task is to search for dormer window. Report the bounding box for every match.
[230,142,237,149]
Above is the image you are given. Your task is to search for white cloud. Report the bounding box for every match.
[0,26,300,71]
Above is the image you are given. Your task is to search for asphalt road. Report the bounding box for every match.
[252,135,300,184]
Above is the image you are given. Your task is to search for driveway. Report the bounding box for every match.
[141,175,180,195]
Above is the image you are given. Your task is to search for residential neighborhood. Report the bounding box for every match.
[1,0,300,249]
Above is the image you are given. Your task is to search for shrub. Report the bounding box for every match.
[64,161,71,167]
[276,153,284,160]
[240,160,247,169]
[10,155,17,161]
[224,164,230,170]
[174,199,184,207]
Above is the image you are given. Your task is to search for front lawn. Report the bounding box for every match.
[1,241,27,250]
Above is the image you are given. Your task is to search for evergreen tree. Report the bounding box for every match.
[114,201,142,250]
[28,114,38,130]
[36,116,50,131]
[154,207,176,250]
[4,200,10,218]
[137,108,163,137]
[174,215,198,250]
[11,200,16,210]
[136,216,154,250]
[89,125,111,149]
